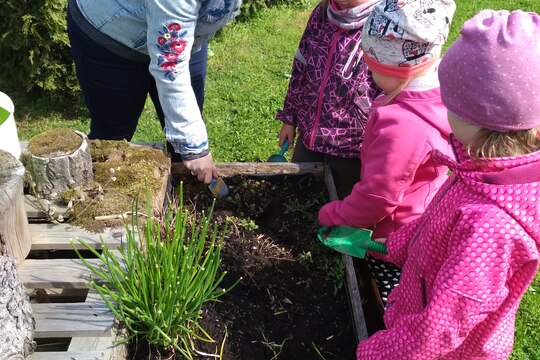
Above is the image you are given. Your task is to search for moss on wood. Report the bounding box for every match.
[65,140,169,232]
[27,128,82,157]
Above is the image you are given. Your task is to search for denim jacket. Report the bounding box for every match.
[75,0,242,159]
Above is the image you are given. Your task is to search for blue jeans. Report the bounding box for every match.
[67,9,208,144]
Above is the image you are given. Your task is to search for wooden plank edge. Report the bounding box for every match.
[27,351,106,360]
[68,289,128,360]
[323,164,369,342]
[32,302,115,338]
[19,258,100,289]
[172,161,324,177]
[29,223,125,251]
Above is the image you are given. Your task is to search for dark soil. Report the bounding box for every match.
[128,174,356,360]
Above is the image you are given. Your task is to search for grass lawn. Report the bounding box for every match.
[8,1,540,358]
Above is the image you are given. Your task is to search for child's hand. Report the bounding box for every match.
[279,124,296,148]
[373,238,387,244]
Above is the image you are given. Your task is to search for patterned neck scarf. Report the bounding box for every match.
[327,0,381,30]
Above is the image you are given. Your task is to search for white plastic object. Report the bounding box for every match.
[0,91,21,160]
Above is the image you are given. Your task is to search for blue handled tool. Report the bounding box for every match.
[268,139,289,162]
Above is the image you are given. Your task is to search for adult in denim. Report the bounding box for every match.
[67,0,242,184]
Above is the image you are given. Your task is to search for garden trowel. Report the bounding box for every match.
[267,139,289,162]
[208,177,229,198]
[317,226,387,258]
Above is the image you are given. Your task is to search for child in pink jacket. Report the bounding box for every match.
[358,9,540,360]
[319,0,456,242]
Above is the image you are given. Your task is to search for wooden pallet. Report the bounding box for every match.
[17,141,171,359]
[20,221,127,360]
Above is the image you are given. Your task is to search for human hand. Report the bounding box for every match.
[279,124,296,149]
[183,153,218,184]
[373,238,387,244]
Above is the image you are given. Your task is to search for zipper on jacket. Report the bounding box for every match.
[310,29,343,149]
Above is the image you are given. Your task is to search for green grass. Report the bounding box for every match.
[8,1,540,358]
[202,5,311,161]
[446,1,540,51]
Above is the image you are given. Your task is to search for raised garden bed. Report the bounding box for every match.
[128,172,357,359]
[15,137,376,359]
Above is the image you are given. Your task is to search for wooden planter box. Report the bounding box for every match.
[173,161,372,343]
[17,144,377,358]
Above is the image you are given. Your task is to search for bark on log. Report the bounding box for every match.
[0,235,35,359]
[25,130,93,200]
[0,150,31,264]
[172,161,325,177]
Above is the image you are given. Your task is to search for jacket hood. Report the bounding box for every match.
[434,135,540,245]
[387,87,452,138]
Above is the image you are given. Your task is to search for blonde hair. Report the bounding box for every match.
[468,128,540,158]
[381,78,412,105]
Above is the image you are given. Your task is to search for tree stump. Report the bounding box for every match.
[0,150,31,264]
[24,129,93,200]
[0,234,35,359]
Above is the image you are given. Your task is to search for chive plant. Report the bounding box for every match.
[73,183,239,358]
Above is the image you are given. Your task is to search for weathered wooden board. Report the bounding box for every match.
[32,302,114,338]
[27,351,106,360]
[324,164,369,342]
[19,259,100,289]
[172,161,325,177]
[29,223,125,250]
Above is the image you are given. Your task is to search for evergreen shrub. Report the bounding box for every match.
[0,0,78,96]
[0,0,311,96]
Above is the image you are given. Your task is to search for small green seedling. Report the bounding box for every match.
[317,226,387,258]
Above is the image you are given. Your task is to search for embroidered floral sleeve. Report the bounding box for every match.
[156,23,188,81]
[145,0,240,159]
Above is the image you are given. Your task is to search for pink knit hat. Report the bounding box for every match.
[439,10,540,132]
[361,0,456,78]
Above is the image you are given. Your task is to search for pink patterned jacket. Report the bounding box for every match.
[276,3,380,158]
[358,137,540,360]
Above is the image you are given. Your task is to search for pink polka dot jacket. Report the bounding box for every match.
[358,137,540,360]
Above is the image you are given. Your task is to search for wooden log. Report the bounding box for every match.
[172,161,324,177]
[24,130,93,200]
[0,234,35,359]
[0,150,31,263]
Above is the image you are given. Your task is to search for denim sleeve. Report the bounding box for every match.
[146,0,207,159]
[147,0,243,160]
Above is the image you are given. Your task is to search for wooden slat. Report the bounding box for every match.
[27,351,105,360]
[29,223,125,251]
[68,336,116,354]
[324,164,369,342]
[68,289,127,359]
[68,336,126,360]
[32,302,114,338]
[172,161,324,177]
[19,259,101,288]
[24,195,68,220]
